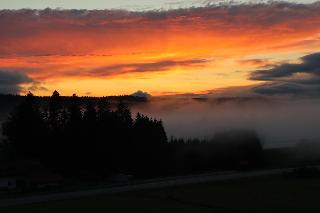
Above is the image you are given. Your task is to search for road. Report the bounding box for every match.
[0,167,309,207]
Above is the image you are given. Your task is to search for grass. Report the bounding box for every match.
[2,175,320,213]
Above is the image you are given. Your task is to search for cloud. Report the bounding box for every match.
[238,59,270,67]
[253,82,317,95]
[0,70,33,94]
[250,52,320,81]
[70,59,208,77]
[131,90,151,98]
[250,52,320,96]
[27,81,48,92]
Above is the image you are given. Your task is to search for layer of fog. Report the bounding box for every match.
[132,97,320,148]
[1,96,319,148]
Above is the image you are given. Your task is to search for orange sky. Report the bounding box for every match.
[1,4,320,96]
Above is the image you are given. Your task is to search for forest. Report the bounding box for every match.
[0,91,264,180]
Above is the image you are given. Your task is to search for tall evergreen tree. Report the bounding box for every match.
[116,101,133,128]
[114,101,133,172]
[68,94,82,127]
[48,90,62,131]
[64,94,83,172]
[97,97,111,121]
[2,92,47,159]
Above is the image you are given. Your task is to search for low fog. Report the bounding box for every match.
[132,97,320,148]
[1,96,320,148]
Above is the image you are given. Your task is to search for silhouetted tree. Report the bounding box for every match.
[82,100,98,171]
[213,130,264,169]
[95,98,114,174]
[83,101,96,127]
[113,101,133,172]
[48,90,62,131]
[131,113,168,176]
[2,92,47,159]
[46,91,64,168]
[64,94,84,173]
[116,101,133,128]
[97,97,111,120]
[68,94,82,127]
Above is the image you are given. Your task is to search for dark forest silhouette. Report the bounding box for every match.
[1,91,264,180]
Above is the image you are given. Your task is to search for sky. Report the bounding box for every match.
[0,0,209,10]
[1,1,320,96]
[0,0,318,10]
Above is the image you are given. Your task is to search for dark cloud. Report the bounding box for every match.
[27,81,48,92]
[68,59,208,77]
[250,52,320,97]
[0,70,33,94]
[253,82,320,96]
[250,52,320,81]
[131,90,151,98]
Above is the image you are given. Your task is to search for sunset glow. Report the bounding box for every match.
[1,3,320,96]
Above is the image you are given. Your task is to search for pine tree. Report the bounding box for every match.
[2,92,47,158]
[49,90,62,131]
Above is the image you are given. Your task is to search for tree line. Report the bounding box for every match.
[1,91,264,180]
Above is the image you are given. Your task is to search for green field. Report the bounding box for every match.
[2,175,320,213]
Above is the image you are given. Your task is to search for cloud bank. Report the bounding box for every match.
[1,3,320,57]
[250,52,320,97]
[0,70,32,94]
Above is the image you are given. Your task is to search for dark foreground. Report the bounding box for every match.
[1,173,320,213]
